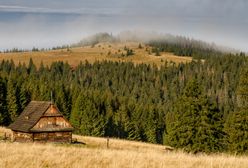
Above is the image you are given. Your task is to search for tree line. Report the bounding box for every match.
[0,50,247,154]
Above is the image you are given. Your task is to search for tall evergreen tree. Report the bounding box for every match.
[70,93,86,133]
[0,77,8,125]
[27,58,36,74]
[6,78,18,122]
[55,84,71,119]
[225,68,248,153]
[17,84,30,113]
[166,78,224,153]
[70,92,105,136]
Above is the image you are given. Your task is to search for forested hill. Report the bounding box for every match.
[0,47,247,154]
[72,32,238,55]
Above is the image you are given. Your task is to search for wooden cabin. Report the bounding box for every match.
[9,101,74,143]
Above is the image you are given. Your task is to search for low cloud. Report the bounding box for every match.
[0,5,123,15]
[0,1,247,51]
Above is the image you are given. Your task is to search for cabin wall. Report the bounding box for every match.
[12,131,33,142]
[33,132,72,143]
[12,131,72,143]
[32,105,72,130]
[32,117,71,130]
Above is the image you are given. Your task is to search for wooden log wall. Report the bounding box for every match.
[33,132,72,143]
[12,131,33,142]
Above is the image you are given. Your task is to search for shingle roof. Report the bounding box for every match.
[9,101,52,132]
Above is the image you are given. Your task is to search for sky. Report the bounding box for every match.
[0,0,247,51]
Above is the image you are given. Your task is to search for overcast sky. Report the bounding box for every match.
[0,0,247,51]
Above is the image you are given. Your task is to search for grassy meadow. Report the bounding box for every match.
[0,42,192,67]
[0,127,247,168]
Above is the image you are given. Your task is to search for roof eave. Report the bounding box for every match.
[30,128,74,132]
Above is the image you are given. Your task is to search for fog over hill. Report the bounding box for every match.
[0,0,247,52]
[74,31,238,53]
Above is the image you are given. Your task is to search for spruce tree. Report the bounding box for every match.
[55,84,71,119]
[6,78,18,122]
[70,92,105,136]
[70,94,84,133]
[27,58,36,74]
[144,106,158,143]
[166,78,224,153]
[225,68,248,153]
[17,84,30,113]
[0,77,8,125]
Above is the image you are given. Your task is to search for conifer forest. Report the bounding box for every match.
[0,42,247,154]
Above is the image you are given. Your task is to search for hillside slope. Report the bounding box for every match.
[0,127,247,168]
[0,42,192,67]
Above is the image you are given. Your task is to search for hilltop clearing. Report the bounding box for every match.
[0,42,192,67]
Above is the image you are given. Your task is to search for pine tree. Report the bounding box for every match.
[124,102,142,141]
[70,92,105,136]
[114,104,128,138]
[0,77,8,125]
[70,94,84,133]
[225,68,248,153]
[6,78,18,122]
[17,84,30,113]
[144,106,158,143]
[166,78,224,153]
[55,84,71,119]
[27,58,36,74]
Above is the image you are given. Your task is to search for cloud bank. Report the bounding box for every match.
[0,0,247,51]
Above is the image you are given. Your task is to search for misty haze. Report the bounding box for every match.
[0,0,247,51]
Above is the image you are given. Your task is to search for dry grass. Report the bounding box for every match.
[0,42,192,67]
[73,134,173,151]
[0,127,12,140]
[0,127,247,168]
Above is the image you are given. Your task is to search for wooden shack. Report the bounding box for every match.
[9,101,74,143]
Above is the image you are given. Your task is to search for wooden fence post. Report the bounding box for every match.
[107,137,109,149]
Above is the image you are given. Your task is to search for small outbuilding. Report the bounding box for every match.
[9,101,74,143]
